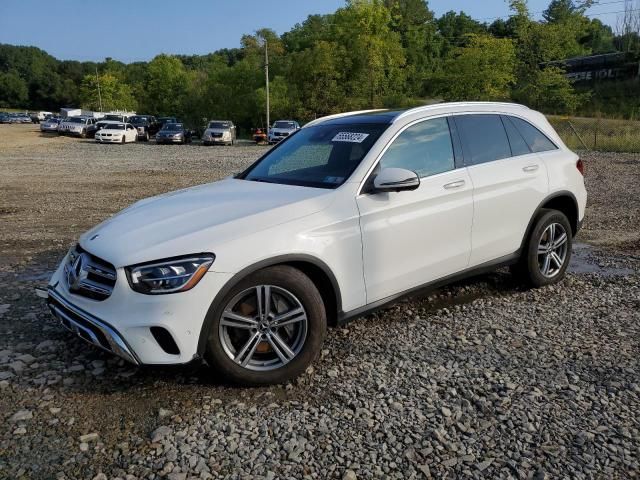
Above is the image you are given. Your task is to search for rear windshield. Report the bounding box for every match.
[242,123,388,189]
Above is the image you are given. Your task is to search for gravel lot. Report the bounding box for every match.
[1,124,639,479]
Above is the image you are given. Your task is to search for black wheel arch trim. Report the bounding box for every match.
[196,254,342,358]
[519,190,580,254]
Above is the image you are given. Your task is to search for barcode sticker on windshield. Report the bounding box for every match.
[332,132,369,143]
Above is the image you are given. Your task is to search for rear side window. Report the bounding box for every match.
[501,116,531,156]
[509,116,557,153]
[455,114,511,165]
[379,117,455,178]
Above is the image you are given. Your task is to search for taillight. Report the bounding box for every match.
[576,158,584,176]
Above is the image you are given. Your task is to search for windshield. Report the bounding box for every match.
[159,117,176,123]
[273,121,296,129]
[129,116,148,123]
[162,123,183,131]
[67,117,84,124]
[104,123,125,130]
[242,123,387,189]
[104,115,124,121]
[208,121,230,129]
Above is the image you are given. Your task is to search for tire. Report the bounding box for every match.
[80,129,87,139]
[144,132,149,141]
[121,136,125,144]
[512,209,572,288]
[204,265,327,386]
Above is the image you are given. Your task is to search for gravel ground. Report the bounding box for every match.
[0,124,639,479]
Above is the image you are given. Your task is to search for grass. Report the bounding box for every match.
[548,115,640,153]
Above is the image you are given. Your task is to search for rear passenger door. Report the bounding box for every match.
[454,114,550,267]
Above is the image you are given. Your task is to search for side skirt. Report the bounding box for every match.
[337,252,520,325]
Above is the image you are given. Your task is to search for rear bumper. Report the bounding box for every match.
[43,287,140,365]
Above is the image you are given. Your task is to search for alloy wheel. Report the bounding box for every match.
[219,285,308,371]
[537,222,568,278]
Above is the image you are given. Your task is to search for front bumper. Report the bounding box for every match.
[156,137,183,143]
[96,136,123,143]
[203,137,230,144]
[43,287,140,364]
[41,258,233,365]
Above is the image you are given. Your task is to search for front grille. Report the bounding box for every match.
[275,132,289,137]
[212,132,223,138]
[64,245,117,301]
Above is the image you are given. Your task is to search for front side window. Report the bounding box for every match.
[379,117,455,178]
[242,123,387,189]
[509,116,558,153]
[455,114,511,165]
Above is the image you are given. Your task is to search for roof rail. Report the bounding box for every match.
[393,101,529,122]
[303,109,386,128]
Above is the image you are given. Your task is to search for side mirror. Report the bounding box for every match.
[372,168,420,193]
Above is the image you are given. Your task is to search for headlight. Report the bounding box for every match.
[126,254,215,295]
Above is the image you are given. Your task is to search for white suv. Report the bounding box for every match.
[40,102,586,385]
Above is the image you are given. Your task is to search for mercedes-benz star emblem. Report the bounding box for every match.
[67,253,89,291]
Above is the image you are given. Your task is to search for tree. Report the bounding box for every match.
[385,0,441,96]
[514,66,585,113]
[332,0,406,108]
[79,73,137,111]
[0,71,28,107]
[432,34,516,101]
[141,54,189,116]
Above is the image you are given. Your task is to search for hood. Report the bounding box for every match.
[79,178,334,267]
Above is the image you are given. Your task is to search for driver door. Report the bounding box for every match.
[356,117,474,303]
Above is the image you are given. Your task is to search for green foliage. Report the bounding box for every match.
[0,0,637,126]
[80,73,137,112]
[514,66,586,113]
[0,71,28,108]
[432,35,516,101]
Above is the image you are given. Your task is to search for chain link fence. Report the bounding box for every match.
[548,115,640,153]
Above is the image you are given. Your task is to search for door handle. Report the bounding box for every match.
[523,164,539,172]
[443,180,466,189]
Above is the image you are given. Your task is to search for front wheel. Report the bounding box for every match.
[204,266,326,386]
[512,209,572,287]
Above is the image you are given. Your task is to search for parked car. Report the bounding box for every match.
[157,116,178,128]
[40,117,61,133]
[268,120,300,144]
[102,113,130,123]
[156,123,191,144]
[39,102,586,386]
[58,116,98,138]
[0,113,10,123]
[202,120,236,146]
[95,123,138,143]
[128,115,160,141]
[31,111,53,123]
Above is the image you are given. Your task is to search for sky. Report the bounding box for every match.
[0,0,626,63]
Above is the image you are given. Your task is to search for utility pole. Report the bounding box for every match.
[95,67,103,113]
[265,39,270,133]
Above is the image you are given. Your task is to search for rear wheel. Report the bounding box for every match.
[512,209,572,287]
[205,266,326,386]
